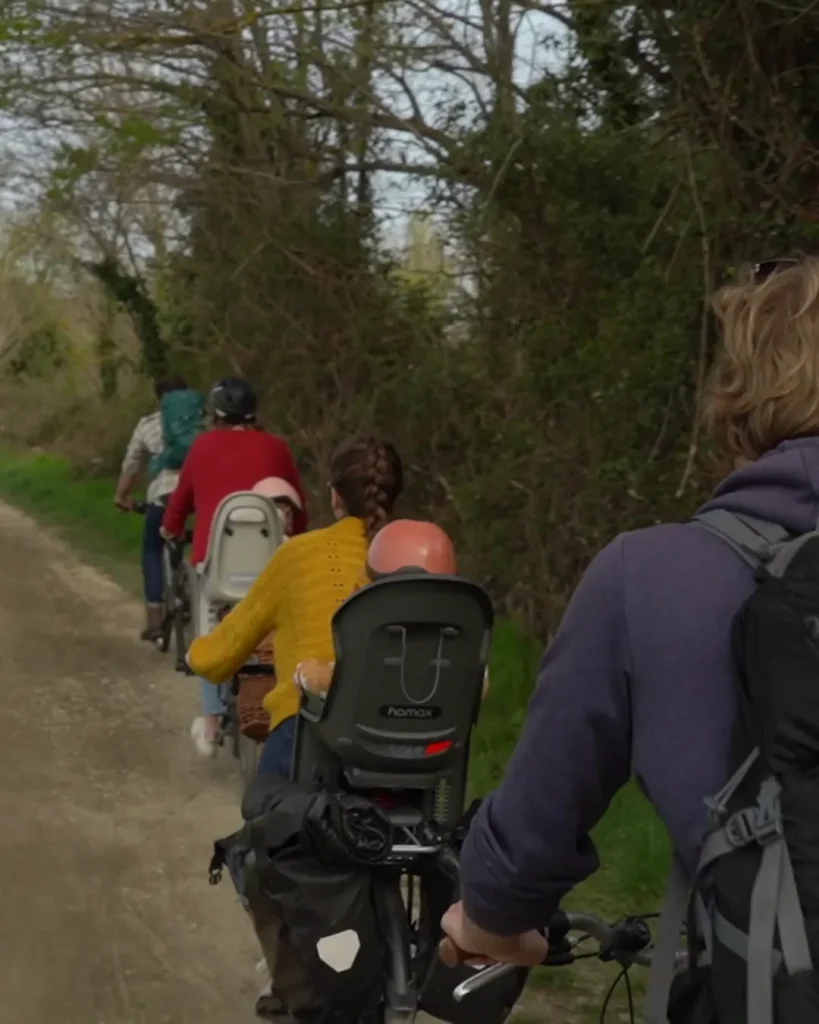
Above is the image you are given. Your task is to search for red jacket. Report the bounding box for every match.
[162,428,308,564]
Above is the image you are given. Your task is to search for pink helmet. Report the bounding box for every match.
[367,520,457,577]
[252,476,303,509]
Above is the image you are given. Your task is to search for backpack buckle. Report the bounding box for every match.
[724,808,758,848]
[724,801,782,849]
[753,814,783,846]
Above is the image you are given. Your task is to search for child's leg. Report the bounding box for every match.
[190,680,229,754]
[200,679,229,717]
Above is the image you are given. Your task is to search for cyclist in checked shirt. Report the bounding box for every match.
[114,375,189,642]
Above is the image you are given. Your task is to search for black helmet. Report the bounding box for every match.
[209,378,257,423]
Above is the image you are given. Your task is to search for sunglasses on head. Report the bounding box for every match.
[752,256,802,283]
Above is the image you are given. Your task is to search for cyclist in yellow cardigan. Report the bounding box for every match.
[187,435,404,779]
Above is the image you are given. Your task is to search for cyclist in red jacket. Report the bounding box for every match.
[162,377,308,755]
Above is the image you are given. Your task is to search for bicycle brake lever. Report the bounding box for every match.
[452,963,517,1002]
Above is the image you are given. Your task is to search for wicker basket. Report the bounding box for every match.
[237,672,274,741]
[235,624,275,742]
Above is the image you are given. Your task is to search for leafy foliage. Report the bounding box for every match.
[1,0,819,633]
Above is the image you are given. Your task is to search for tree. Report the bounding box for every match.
[1,0,816,631]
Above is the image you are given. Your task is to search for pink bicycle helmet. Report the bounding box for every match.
[252,476,303,509]
[367,519,457,577]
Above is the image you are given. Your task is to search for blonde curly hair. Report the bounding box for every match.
[704,257,819,464]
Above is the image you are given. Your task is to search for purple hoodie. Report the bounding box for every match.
[459,437,819,936]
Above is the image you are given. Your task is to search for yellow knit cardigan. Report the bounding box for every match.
[188,516,369,730]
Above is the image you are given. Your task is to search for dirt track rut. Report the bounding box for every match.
[0,502,261,1023]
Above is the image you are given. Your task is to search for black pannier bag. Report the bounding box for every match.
[209,776,392,1021]
[646,511,819,1024]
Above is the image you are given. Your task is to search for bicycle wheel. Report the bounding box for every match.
[152,547,173,653]
[159,567,174,654]
[172,565,191,666]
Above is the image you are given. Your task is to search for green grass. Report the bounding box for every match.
[0,449,144,590]
[0,448,671,979]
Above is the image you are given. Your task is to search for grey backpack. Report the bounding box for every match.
[645,510,817,1024]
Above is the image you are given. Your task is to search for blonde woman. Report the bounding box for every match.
[442,257,819,968]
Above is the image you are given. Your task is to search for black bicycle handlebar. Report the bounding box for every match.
[451,910,685,1002]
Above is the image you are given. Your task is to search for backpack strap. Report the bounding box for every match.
[646,509,807,1024]
[644,554,815,1024]
[644,855,691,1023]
[646,762,813,1024]
[691,509,791,570]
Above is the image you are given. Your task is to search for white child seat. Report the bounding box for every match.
[192,491,284,638]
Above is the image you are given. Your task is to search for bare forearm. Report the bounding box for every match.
[115,468,139,500]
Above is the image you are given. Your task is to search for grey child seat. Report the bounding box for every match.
[193,490,284,638]
[292,572,493,828]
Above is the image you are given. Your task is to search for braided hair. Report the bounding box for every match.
[330,437,403,538]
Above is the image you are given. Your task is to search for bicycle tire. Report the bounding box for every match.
[172,596,187,662]
[171,566,192,661]
[156,547,176,656]
[159,602,173,654]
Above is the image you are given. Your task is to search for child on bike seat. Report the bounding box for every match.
[236,478,305,719]
[293,520,490,701]
[252,477,303,538]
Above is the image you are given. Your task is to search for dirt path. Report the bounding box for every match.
[0,502,262,1023]
[0,501,572,1024]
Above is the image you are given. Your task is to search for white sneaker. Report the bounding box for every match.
[190,716,217,757]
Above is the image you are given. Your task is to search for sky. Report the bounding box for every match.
[376,4,569,249]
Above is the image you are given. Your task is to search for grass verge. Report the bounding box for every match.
[0,448,671,1018]
[0,449,143,591]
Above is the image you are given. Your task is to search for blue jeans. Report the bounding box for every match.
[142,502,166,604]
[201,680,229,716]
[257,716,297,778]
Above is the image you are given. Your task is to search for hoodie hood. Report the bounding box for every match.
[698,437,819,536]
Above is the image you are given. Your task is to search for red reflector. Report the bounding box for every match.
[373,793,396,808]
[425,741,453,757]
